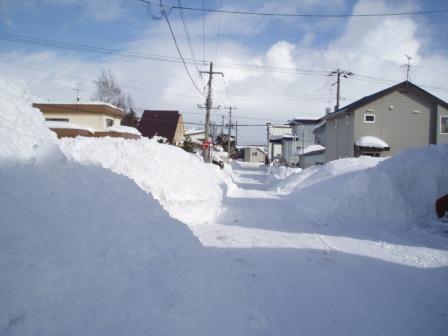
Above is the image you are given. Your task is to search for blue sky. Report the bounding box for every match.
[1,0,448,144]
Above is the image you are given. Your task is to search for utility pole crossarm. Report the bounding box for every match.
[329,69,352,112]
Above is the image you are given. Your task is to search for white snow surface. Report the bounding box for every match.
[302,144,325,154]
[46,120,95,133]
[60,136,230,224]
[106,125,141,135]
[0,79,268,336]
[2,79,448,336]
[355,135,389,148]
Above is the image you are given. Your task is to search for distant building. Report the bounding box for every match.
[185,129,205,143]
[138,110,185,145]
[266,124,292,161]
[33,101,124,131]
[322,81,448,161]
[283,118,320,165]
[244,146,267,163]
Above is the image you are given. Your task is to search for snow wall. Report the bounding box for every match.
[0,79,264,335]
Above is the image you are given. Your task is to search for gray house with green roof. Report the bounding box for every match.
[322,81,448,161]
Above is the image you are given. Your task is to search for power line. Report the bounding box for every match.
[0,58,203,99]
[156,0,204,96]
[177,0,204,85]
[155,2,448,18]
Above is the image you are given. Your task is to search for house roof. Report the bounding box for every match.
[289,118,320,126]
[33,102,124,118]
[185,128,205,136]
[138,110,182,143]
[322,81,448,120]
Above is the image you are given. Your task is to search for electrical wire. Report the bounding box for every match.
[177,0,204,85]
[157,0,204,96]
[142,1,448,18]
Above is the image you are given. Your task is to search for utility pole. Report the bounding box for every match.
[266,123,271,163]
[329,69,353,112]
[221,114,225,136]
[235,121,238,146]
[200,62,223,162]
[225,106,236,156]
[71,83,83,102]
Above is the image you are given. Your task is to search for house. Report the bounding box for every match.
[185,129,205,142]
[266,123,292,161]
[244,146,267,163]
[33,101,124,131]
[313,122,326,146]
[138,110,185,145]
[279,118,320,165]
[323,81,448,161]
[301,144,325,168]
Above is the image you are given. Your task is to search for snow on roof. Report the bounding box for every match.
[185,128,205,135]
[302,144,325,154]
[38,101,124,111]
[107,125,141,135]
[355,136,389,149]
[46,121,95,133]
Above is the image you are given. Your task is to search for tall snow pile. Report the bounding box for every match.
[60,136,230,224]
[281,147,448,229]
[0,80,263,335]
[0,80,61,164]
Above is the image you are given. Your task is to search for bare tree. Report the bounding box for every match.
[121,93,139,127]
[92,69,125,108]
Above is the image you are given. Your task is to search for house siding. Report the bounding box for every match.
[436,104,448,144]
[244,147,265,163]
[43,112,122,131]
[325,112,354,161]
[353,89,433,156]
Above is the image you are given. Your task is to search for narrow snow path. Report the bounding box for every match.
[193,163,448,269]
[189,163,448,335]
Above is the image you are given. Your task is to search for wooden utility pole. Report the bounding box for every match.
[225,106,236,156]
[200,62,223,162]
[235,121,238,146]
[329,69,353,112]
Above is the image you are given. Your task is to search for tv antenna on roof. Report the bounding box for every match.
[71,83,83,102]
[404,54,412,81]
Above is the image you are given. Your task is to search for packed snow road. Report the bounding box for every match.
[192,162,448,336]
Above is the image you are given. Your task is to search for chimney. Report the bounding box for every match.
[325,107,332,115]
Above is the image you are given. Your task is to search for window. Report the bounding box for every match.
[361,152,380,157]
[441,116,448,134]
[252,152,258,157]
[364,114,375,123]
[46,118,69,122]
[334,119,338,127]
[106,119,114,127]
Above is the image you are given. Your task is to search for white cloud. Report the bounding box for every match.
[1,0,447,144]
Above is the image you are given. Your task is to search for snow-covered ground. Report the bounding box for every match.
[2,80,448,335]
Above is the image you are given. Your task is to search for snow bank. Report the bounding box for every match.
[283,145,448,229]
[266,164,301,182]
[60,137,230,224]
[273,156,383,193]
[0,79,61,164]
[0,79,266,336]
[106,125,141,135]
